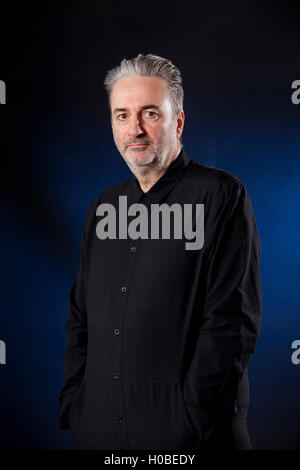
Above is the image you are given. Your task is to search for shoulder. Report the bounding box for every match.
[182,158,251,223]
[84,178,132,220]
[187,159,244,191]
[184,158,247,204]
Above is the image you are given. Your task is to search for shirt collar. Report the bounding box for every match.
[128,147,192,204]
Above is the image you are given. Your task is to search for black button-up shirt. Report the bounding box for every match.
[58,147,262,450]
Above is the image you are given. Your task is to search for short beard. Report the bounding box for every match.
[118,132,177,177]
[128,149,157,167]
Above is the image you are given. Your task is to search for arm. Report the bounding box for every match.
[58,205,92,429]
[183,180,262,443]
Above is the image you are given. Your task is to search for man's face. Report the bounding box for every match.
[110,75,183,173]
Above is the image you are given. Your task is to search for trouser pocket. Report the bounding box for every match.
[69,377,116,450]
[124,379,200,450]
[69,380,85,425]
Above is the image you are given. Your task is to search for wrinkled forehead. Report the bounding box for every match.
[110,75,171,111]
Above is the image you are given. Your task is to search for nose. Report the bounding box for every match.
[127,116,145,137]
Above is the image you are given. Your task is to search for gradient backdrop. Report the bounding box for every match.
[0,0,299,450]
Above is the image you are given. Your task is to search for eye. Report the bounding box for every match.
[117,113,127,121]
[144,111,159,119]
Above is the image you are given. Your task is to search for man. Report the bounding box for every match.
[58,53,262,451]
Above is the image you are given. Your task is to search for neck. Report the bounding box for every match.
[135,143,182,193]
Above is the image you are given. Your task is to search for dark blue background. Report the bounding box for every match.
[0,0,299,449]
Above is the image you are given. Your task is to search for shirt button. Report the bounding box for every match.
[117,417,124,423]
[113,373,119,379]
[114,328,120,335]
[131,246,136,253]
[121,286,127,293]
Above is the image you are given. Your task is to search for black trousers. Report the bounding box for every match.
[196,369,253,450]
[196,417,252,450]
[71,369,253,450]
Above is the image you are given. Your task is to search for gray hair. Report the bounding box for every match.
[103,53,184,117]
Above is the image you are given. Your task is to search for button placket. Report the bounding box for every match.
[112,199,145,449]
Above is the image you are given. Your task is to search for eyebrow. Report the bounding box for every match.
[112,104,160,115]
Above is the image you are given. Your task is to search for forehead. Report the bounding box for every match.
[110,75,169,109]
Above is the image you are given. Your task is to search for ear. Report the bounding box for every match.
[176,110,185,139]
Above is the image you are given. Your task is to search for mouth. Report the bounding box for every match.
[128,143,149,148]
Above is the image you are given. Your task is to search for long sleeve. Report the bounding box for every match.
[183,180,262,444]
[58,205,92,430]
